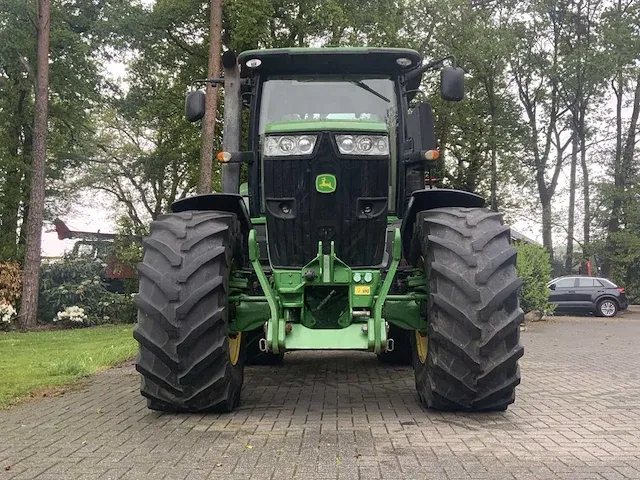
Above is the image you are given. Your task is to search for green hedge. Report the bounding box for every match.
[515,242,554,314]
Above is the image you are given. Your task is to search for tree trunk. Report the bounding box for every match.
[18,126,33,250]
[488,94,498,211]
[197,0,222,194]
[603,74,624,277]
[541,195,554,259]
[579,109,589,248]
[565,126,578,273]
[490,148,497,211]
[0,89,27,260]
[0,168,22,260]
[18,0,51,330]
[621,74,640,182]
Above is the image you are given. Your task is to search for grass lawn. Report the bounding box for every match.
[0,325,137,408]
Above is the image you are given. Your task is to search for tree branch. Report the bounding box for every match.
[165,28,204,59]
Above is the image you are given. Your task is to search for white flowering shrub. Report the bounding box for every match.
[54,306,88,327]
[0,302,17,330]
[39,256,137,326]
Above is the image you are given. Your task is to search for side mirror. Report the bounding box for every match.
[185,90,206,122]
[440,66,465,102]
[549,283,556,291]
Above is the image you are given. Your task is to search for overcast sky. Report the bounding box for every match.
[41,59,127,257]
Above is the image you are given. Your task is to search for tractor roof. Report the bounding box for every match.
[237,47,423,78]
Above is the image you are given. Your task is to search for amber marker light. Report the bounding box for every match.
[424,150,440,161]
[217,152,232,163]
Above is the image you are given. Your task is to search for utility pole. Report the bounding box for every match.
[19,0,51,329]
[197,0,223,194]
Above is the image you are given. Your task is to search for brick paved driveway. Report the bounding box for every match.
[2,309,640,480]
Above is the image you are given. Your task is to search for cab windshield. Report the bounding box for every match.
[258,76,397,133]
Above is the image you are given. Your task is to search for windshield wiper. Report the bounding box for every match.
[349,80,390,103]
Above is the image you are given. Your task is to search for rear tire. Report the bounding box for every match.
[596,299,618,317]
[245,328,284,365]
[377,325,412,365]
[412,207,524,411]
[134,211,245,413]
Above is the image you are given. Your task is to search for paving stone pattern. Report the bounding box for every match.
[2,313,640,479]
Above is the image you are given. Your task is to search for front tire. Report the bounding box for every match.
[134,211,245,413]
[412,207,524,411]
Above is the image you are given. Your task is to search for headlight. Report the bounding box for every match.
[262,135,317,157]
[336,135,389,156]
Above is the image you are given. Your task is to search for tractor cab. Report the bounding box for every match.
[186,48,464,269]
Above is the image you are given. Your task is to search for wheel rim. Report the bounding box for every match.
[229,333,242,365]
[600,301,616,317]
[415,331,428,364]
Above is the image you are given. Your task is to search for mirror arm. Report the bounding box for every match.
[194,77,225,86]
[404,89,429,103]
[193,78,251,87]
[405,55,458,81]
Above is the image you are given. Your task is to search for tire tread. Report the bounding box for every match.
[134,211,244,413]
[413,207,524,412]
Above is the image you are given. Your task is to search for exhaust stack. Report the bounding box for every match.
[221,50,242,194]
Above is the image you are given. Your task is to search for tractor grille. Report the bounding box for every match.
[263,132,389,268]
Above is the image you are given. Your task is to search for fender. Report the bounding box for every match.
[400,188,485,259]
[171,193,252,237]
[595,295,621,308]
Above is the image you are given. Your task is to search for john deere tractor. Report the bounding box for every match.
[133,48,524,413]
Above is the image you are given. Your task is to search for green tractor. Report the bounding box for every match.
[133,48,524,413]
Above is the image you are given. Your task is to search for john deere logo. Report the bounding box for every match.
[316,174,337,193]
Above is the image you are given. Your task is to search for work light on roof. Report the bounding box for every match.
[246,58,262,68]
[396,57,413,67]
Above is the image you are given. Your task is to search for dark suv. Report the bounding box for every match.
[548,276,629,317]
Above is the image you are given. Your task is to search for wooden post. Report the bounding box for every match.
[197,0,222,194]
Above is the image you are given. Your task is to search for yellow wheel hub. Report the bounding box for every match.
[228,333,242,365]
[415,331,428,364]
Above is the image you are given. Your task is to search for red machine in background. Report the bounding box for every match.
[53,219,137,292]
